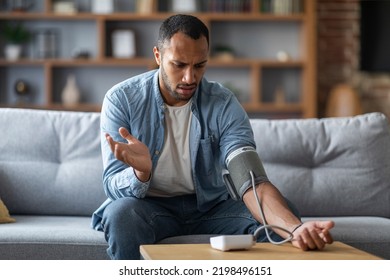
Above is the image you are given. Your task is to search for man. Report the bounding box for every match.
[92,14,334,260]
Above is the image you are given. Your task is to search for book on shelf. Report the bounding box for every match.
[157,0,252,14]
[261,0,303,14]
[198,0,252,13]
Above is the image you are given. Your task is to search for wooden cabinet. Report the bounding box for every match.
[0,0,317,118]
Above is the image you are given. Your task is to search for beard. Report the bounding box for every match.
[160,64,196,102]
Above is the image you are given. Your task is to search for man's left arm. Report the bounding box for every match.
[242,182,334,250]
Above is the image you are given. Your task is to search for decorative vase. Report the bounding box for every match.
[4,44,22,61]
[136,0,154,14]
[14,79,30,104]
[61,74,80,106]
[274,87,285,105]
[171,0,197,12]
[92,0,114,14]
[112,29,136,58]
[325,83,363,117]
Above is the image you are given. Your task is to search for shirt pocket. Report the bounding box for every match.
[197,137,215,176]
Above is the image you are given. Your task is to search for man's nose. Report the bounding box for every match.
[183,67,195,84]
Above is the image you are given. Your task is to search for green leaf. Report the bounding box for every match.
[1,22,31,44]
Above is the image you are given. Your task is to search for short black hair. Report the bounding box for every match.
[157,14,209,50]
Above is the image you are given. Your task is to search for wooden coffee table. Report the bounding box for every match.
[140,241,382,260]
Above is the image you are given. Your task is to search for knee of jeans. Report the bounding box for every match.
[102,197,140,229]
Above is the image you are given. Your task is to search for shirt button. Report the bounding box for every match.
[155,150,160,155]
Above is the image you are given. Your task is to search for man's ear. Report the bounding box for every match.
[153,46,161,66]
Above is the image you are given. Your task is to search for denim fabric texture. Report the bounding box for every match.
[91,69,290,259]
[92,69,258,230]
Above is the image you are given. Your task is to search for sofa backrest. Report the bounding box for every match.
[1,109,389,218]
[250,113,390,218]
[0,108,106,216]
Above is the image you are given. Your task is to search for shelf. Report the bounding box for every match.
[0,0,316,118]
[0,57,303,67]
[0,11,306,21]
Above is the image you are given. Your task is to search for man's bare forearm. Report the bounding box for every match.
[242,182,301,238]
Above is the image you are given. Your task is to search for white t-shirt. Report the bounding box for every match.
[147,101,195,197]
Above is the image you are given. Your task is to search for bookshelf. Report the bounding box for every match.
[0,0,317,118]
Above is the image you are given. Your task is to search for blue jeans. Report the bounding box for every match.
[101,194,299,259]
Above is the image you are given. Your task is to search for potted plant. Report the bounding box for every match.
[213,45,235,61]
[1,22,31,60]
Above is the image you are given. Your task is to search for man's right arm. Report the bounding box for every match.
[100,91,151,200]
[105,127,152,182]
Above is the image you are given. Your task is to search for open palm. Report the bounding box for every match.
[106,127,152,175]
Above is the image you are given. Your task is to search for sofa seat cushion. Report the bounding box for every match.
[0,215,108,260]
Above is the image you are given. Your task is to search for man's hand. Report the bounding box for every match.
[106,127,152,182]
[291,220,335,250]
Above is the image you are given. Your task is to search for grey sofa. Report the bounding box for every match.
[0,108,389,260]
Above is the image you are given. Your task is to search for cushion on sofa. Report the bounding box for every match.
[250,113,390,217]
[0,109,106,216]
[0,198,15,223]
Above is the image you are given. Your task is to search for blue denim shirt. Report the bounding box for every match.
[92,69,256,231]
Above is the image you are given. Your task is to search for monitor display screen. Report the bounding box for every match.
[360,0,390,72]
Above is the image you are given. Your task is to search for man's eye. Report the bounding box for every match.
[173,63,185,68]
[195,64,206,69]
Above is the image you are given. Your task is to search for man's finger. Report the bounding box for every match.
[315,220,335,230]
[105,134,116,152]
[119,127,136,143]
[321,229,334,244]
[308,229,326,250]
[292,238,308,251]
[300,228,317,250]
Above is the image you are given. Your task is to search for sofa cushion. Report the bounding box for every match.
[303,216,390,260]
[0,198,15,223]
[0,109,106,216]
[250,113,390,217]
[0,215,108,260]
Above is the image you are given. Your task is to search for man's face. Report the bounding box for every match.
[153,32,209,106]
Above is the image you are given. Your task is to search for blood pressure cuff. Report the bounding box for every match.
[222,146,269,200]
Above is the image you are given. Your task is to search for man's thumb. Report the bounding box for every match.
[316,220,335,230]
[119,127,134,143]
